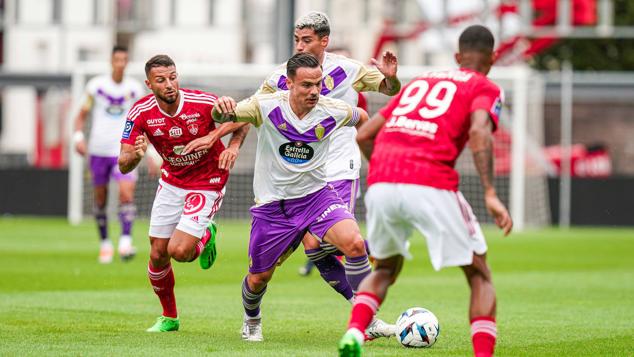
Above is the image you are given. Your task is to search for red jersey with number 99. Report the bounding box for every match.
[368,68,503,191]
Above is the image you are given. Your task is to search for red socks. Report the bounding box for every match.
[347,292,381,334]
[148,262,177,318]
[191,229,211,261]
[471,316,497,357]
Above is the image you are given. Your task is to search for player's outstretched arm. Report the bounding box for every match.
[356,112,386,160]
[119,135,147,174]
[181,121,247,155]
[468,109,513,236]
[211,96,238,123]
[72,101,92,156]
[371,51,401,96]
[219,123,250,171]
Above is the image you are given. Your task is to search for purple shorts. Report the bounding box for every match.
[248,185,355,273]
[328,178,360,213]
[89,155,137,186]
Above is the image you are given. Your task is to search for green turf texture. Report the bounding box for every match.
[1,217,632,356]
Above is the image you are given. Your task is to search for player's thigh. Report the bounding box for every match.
[364,183,413,260]
[405,187,487,271]
[321,219,365,256]
[167,229,200,258]
[175,188,225,239]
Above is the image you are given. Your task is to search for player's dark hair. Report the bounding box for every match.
[112,45,128,55]
[458,25,494,54]
[145,54,176,77]
[295,11,331,38]
[286,53,321,78]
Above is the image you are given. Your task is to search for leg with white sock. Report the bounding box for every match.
[241,269,274,342]
[462,253,497,357]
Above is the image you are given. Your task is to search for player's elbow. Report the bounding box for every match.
[118,157,130,174]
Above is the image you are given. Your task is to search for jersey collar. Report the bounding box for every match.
[156,89,185,118]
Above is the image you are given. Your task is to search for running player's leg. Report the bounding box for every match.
[147,235,179,332]
[462,254,497,357]
[89,156,112,263]
[302,232,353,302]
[117,176,137,261]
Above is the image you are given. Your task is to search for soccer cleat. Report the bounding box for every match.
[338,330,362,357]
[365,318,396,341]
[199,221,218,270]
[241,316,263,342]
[146,316,180,332]
[298,260,315,276]
[98,241,114,264]
[118,236,137,262]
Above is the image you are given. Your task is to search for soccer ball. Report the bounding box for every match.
[395,307,440,348]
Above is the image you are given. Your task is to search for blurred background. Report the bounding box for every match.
[0,0,632,229]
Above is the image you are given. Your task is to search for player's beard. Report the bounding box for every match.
[157,90,178,104]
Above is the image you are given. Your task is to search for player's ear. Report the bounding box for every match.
[285,76,293,90]
[144,79,151,90]
[321,35,329,48]
[454,53,461,66]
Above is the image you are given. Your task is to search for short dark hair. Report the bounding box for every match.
[286,53,321,78]
[145,54,176,77]
[458,25,494,54]
[112,45,128,55]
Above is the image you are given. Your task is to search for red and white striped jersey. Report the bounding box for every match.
[121,88,228,191]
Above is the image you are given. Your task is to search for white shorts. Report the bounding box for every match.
[149,179,225,239]
[365,183,487,271]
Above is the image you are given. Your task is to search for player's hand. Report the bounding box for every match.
[485,192,513,236]
[182,131,220,155]
[215,96,237,115]
[74,140,87,156]
[218,146,239,171]
[134,135,148,159]
[371,51,398,79]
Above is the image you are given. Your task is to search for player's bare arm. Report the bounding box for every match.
[181,121,247,155]
[211,96,238,122]
[219,124,250,170]
[468,109,513,235]
[371,51,401,96]
[72,100,92,156]
[119,135,148,174]
[356,112,387,160]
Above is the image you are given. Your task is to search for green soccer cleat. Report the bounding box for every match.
[146,316,180,332]
[199,221,218,270]
[338,331,362,357]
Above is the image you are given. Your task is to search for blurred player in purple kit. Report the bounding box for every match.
[214,53,370,342]
[257,12,401,339]
[73,45,147,263]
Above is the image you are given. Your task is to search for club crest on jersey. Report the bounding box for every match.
[187,123,199,135]
[315,124,325,140]
[279,141,314,164]
[323,74,335,91]
[169,126,183,138]
[122,120,134,139]
[492,97,502,117]
[153,128,164,136]
[277,122,287,131]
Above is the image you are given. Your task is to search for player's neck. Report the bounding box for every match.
[157,92,181,117]
[111,72,124,83]
[289,97,311,119]
[459,64,487,75]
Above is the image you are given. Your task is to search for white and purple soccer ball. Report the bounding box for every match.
[395,307,440,348]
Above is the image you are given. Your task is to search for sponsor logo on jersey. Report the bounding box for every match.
[209,177,221,184]
[385,115,438,139]
[279,141,314,164]
[153,128,164,136]
[187,123,199,135]
[106,105,125,116]
[316,203,349,222]
[122,120,134,139]
[169,126,183,138]
[147,118,166,126]
[191,216,199,222]
[180,112,201,121]
[492,97,502,117]
[183,192,206,215]
[165,149,209,167]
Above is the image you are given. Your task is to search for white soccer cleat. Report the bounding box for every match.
[241,316,263,342]
[118,235,137,261]
[366,318,396,341]
[99,241,114,264]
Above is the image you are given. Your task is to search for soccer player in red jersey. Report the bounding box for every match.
[338,25,513,357]
[118,55,249,332]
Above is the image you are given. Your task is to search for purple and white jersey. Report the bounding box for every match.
[83,74,144,156]
[226,91,360,205]
[257,52,384,181]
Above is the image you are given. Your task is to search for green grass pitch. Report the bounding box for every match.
[1,217,633,356]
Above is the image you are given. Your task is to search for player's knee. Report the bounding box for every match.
[149,249,169,267]
[168,244,191,262]
[301,233,321,249]
[343,236,367,257]
[247,273,271,291]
